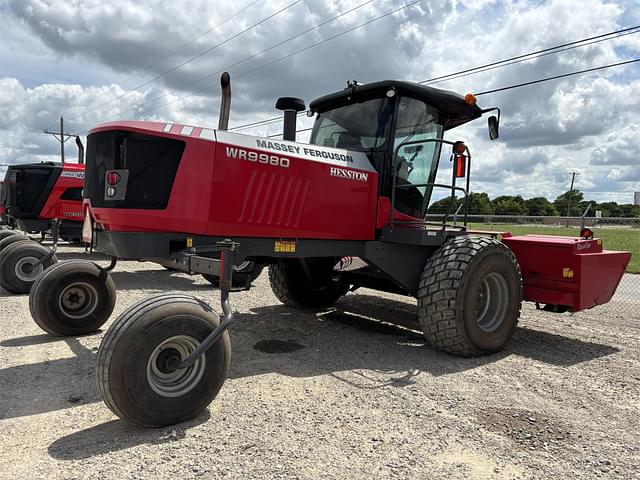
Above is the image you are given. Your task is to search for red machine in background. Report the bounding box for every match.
[0,157,84,294]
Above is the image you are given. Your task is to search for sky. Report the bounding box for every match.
[0,0,639,204]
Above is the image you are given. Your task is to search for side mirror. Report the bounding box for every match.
[488,115,499,140]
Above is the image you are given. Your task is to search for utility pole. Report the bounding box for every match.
[566,171,580,226]
[44,116,77,164]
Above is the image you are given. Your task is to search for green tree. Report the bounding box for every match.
[494,198,527,215]
[525,197,559,216]
[467,192,494,215]
[427,196,462,214]
[554,190,584,216]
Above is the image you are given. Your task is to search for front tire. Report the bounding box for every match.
[97,294,231,427]
[417,236,522,357]
[269,258,349,308]
[0,241,57,294]
[29,260,116,336]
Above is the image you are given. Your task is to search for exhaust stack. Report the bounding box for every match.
[275,97,306,141]
[218,72,231,131]
[75,136,84,164]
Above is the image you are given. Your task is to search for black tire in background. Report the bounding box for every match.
[0,234,31,253]
[269,258,349,308]
[97,294,231,427]
[417,236,522,357]
[0,229,19,241]
[0,241,57,294]
[29,260,117,336]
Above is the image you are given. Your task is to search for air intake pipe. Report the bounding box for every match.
[275,97,306,141]
[75,136,84,164]
[218,72,231,131]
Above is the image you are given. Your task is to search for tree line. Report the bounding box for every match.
[427,189,640,218]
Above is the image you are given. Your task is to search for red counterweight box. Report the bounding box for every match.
[501,234,631,312]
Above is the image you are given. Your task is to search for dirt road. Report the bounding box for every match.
[1,246,638,479]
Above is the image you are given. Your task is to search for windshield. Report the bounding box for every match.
[309,97,393,152]
[393,97,443,217]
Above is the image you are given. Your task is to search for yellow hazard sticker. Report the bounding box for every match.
[186,237,193,248]
[562,267,574,278]
[275,240,296,253]
[597,239,602,245]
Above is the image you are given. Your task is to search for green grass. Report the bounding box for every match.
[467,223,639,273]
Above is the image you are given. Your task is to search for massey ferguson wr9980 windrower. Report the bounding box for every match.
[28,75,630,427]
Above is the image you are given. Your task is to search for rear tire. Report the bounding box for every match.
[0,241,57,294]
[0,229,19,241]
[29,260,116,336]
[269,259,349,308]
[417,236,522,357]
[97,294,231,427]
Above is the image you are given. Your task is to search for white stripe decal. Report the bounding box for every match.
[180,126,194,136]
[216,130,375,172]
[163,123,173,132]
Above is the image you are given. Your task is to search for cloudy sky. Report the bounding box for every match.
[1,0,639,203]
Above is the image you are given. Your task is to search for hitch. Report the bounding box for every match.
[177,240,239,369]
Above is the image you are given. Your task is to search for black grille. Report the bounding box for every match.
[4,164,61,218]
[85,130,185,209]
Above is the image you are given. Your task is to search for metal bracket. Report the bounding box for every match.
[177,240,238,369]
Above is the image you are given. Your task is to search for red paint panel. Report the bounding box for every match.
[205,141,378,239]
[38,163,84,222]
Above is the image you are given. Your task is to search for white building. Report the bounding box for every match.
[635,192,640,206]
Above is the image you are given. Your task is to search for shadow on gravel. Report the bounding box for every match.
[110,270,212,291]
[48,410,210,460]
[0,336,99,420]
[0,294,619,421]
[229,294,620,383]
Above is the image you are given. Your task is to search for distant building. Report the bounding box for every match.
[636,192,640,206]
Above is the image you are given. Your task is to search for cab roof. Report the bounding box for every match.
[309,80,483,130]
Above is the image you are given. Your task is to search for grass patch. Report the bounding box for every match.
[467,223,639,274]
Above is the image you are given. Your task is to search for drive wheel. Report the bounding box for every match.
[0,229,19,241]
[0,241,57,294]
[97,294,231,427]
[269,258,349,308]
[0,234,31,253]
[417,236,522,357]
[29,260,116,336]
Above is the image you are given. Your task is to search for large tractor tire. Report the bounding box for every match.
[0,241,57,294]
[202,262,263,289]
[0,229,19,241]
[0,234,31,253]
[97,294,231,427]
[417,236,522,357]
[269,258,349,309]
[29,260,116,336]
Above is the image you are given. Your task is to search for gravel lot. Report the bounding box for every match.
[1,245,638,479]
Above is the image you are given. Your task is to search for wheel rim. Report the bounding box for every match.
[14,256,44,282]
[474,272,509,333]
[58,282,99,319]
[146,335,206,398]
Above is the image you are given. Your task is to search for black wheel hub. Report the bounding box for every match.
[156,348,182,374]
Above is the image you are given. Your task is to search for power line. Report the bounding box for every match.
[229,26,639,133]
[419,25,640,86]
[69,0,302,121]
[129,0,423,119]
[474,58,640,95]
[114,0,378,120]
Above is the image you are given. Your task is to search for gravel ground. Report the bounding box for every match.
[1,245,638,480]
